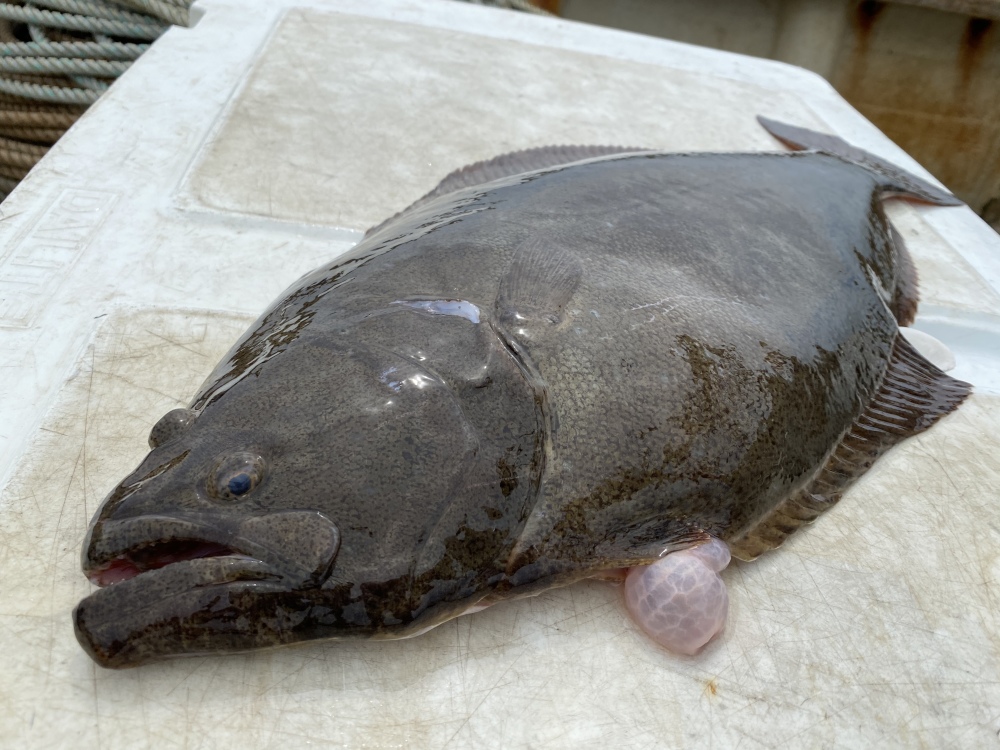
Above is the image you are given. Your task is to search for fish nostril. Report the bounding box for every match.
[148,408,197,449]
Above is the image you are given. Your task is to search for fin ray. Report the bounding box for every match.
[729,333,971,561]
[367,145,649,237]
[496,237,583,328]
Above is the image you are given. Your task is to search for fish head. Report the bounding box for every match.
[75,325,523,668]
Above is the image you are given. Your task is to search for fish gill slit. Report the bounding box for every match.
[488,320,555,572]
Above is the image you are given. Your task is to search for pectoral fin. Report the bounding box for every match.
[496,237,583,331]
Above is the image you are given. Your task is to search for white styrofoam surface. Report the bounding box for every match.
[1,1,998,747]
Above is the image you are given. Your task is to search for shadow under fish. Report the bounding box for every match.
[74,117,971,668]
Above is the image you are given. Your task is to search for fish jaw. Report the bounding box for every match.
[73,558,363,668]
[77,510,344,667]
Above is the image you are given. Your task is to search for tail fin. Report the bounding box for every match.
[757,116,962,206]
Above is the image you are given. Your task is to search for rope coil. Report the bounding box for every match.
[31,0,165,25]
[0,0,190,199]
[0,5,167,40]
[0,40,148,58]
[0,76,99,103]
[0,55,129,74]
[0,0,549,202]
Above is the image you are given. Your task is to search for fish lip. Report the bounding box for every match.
[82,554,278,595]
[82,514,270,585]
[85,541,259,587]
[82,510,341,590]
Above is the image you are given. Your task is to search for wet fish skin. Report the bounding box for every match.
[75,128,967,667]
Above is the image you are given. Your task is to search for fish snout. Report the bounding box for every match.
[82,510,341,590]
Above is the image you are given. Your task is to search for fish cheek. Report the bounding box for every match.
[317,403,477,555]
[248,348,478,584]
[351,306,498,387]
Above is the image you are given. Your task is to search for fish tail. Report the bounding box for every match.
[757,116,963,206]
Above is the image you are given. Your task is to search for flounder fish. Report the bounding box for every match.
[74,118,970,668]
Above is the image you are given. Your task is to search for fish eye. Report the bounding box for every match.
[228,473,252,495]
[210,452,265,502]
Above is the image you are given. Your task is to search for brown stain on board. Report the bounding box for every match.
[959,17,993,86]
[843,1,886,100]
[855,0,886,36]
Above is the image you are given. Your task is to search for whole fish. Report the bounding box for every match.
[74,118,969,668]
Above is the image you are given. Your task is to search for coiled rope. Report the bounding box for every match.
[0,0,549,201]
[0,0,190,199]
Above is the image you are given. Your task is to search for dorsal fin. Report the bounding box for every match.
[366,144,649,237]
[757,116,962,206]
[728,333,970,561]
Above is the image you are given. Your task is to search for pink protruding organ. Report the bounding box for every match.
[623,537,731,655]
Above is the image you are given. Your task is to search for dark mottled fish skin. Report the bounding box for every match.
[74,124,969,667]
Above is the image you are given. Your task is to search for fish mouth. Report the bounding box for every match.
[86,538,242,587]
[82,510,341,589]
[75,511,342,668]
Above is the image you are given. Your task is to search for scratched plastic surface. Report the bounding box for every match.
[1,1,1000,747]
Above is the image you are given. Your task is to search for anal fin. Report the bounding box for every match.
[729,333,971,561]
